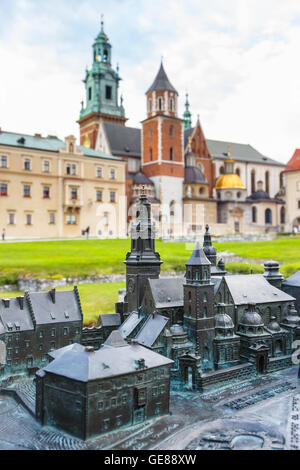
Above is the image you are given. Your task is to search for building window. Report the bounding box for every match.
[0,183,7,196]
[170,147,174,161]
[43,186,50,198]
[39,330,44,338]
[110,191,116,203]
[75,327,80,335]
[1,156,7,168]
[110,169,115,179]
[170,98,174,112]
[98,401,104,411]
[66,214,77,225]
[148,99,152,113]
[50,342,55,351]
[96,167,102,178]
[265,208,272,225]
[71,164,76,175]
[158,97,162,111]
[42,354,47,361]
[265,171,270,194]
[251,170,256,194]
[170,125,174,137]
[26,214,32,225]
[149,148,152,161]
[23,185,31,197]
[236,168,240,176]
[51,328,55,337]
[39,345,43,351]
[280,206,285,224]
[66,164,71,175]
[49,213,55,224]
[252,206,257,223]
[25,340,30,348]
[71,188,77,200]
[105,85,112,100]
[8,213,15,225]
[220,166,225,175]
[24,159,31,171]
[43,160,50,172]
[96,190,102,202]
[88,87,92,100]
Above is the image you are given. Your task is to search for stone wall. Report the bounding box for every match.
[267,355,293,373]
[200,363,257,389]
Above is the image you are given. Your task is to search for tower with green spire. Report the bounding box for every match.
[183,93,192,130]
[78,18,126,147]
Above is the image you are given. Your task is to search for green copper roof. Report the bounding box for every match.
[0,131,124,161]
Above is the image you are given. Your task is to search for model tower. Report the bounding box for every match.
[124,189,162,312]
[183,241,215,370]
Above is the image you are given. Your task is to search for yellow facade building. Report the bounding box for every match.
[0,131,126,239]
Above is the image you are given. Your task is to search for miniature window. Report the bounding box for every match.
[8,213,15,225]
[122,395,127,404]
[51,328,56,336]
[42,354,47,361]
[15,348,19,354]
[39,331,44,338]
[160,385,165,394]
[203,307,207,318]
[116,416,122,427]
[75,327,80,335]
[43,186,50,198]
[39,345,43,351]
[111,398,117,408]
[103,419,110,431]
[25,341,30,348]
[7,360,11,367]
[188,291,191,301]
[98,401,104,411]
[152,387,158,397]
[7,348,12,356]
[1,156,7,168]
[63,327,68,336]
[50,342,55,351]
[23,185,31,197]
[189,305,191,316]
[97,167,102,178]
[0,183,7,196]
[203,292,207,302]
[24,159,31,171]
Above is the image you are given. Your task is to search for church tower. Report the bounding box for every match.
[183,242,215,371]
[141,61,184,236]
[78,19,126,149]
[124,190,162,313]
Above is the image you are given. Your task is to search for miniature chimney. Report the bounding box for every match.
[2,299,10,308]
[49,288,56,304]
[17,296,24,310]
[263,260,283,289]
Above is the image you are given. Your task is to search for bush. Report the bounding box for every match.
[280,264,300,279]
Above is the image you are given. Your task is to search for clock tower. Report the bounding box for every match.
[124,190,162,313]
[78,19,126,149]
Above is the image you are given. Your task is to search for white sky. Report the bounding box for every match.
[1,0,300,163]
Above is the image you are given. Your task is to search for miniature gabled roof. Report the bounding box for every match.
[146,62,177,94]
[283,270,300,287]
[118,311,146,338]
[27,289,82,325]
[186,242,211,266]
[148,277,184,309]
[222,274,294,305]
[97,313,121,327]
[40,335,173,382]
[135,314,169,348]
[0,297,34,333]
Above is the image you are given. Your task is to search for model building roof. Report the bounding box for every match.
[119,311,146,338]
[222,274,294,305]
[135,314,169,348]
[148,277,184,309]
[0,297,34,333]
[40,331,173,382]
[97,313,121,327]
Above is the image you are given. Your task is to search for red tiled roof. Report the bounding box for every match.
[284,149,300,172]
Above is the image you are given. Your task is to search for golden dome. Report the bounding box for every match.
[216,174,246,190]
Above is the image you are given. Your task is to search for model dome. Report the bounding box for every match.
[215,313,234,329]
[170,324,185,336]
[240,305,264,327]
[267,316,281,332]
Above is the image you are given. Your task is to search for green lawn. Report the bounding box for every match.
[0,282,125,327]
[0,237,300,284]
